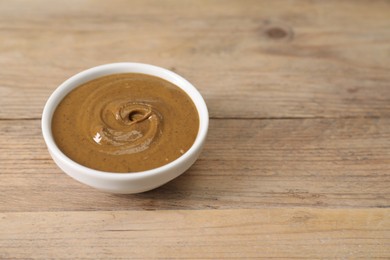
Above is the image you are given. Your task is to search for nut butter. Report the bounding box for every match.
[52,73,199,172]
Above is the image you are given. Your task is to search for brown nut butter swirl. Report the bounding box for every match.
[89,101,161,155]
[52,73,199,173]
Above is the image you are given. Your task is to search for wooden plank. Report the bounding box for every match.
[0,208,388,259]
[1,118,389,212]
[0,0,389,119]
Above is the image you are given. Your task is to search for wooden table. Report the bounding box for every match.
[1,0,389,258]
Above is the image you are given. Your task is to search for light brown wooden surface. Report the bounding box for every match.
[1,209,389,259]
[1,0,390,119]
[0,0,389,258]
[1,118,390,211]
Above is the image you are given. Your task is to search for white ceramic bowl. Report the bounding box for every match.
[42,63,208,194]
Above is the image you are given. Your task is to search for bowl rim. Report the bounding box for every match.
[41,62,209,181]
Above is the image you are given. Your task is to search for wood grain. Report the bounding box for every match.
[0,0,389,119]
[1,118,389,212]
[1,208,388,259]
[1,0,390,258]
